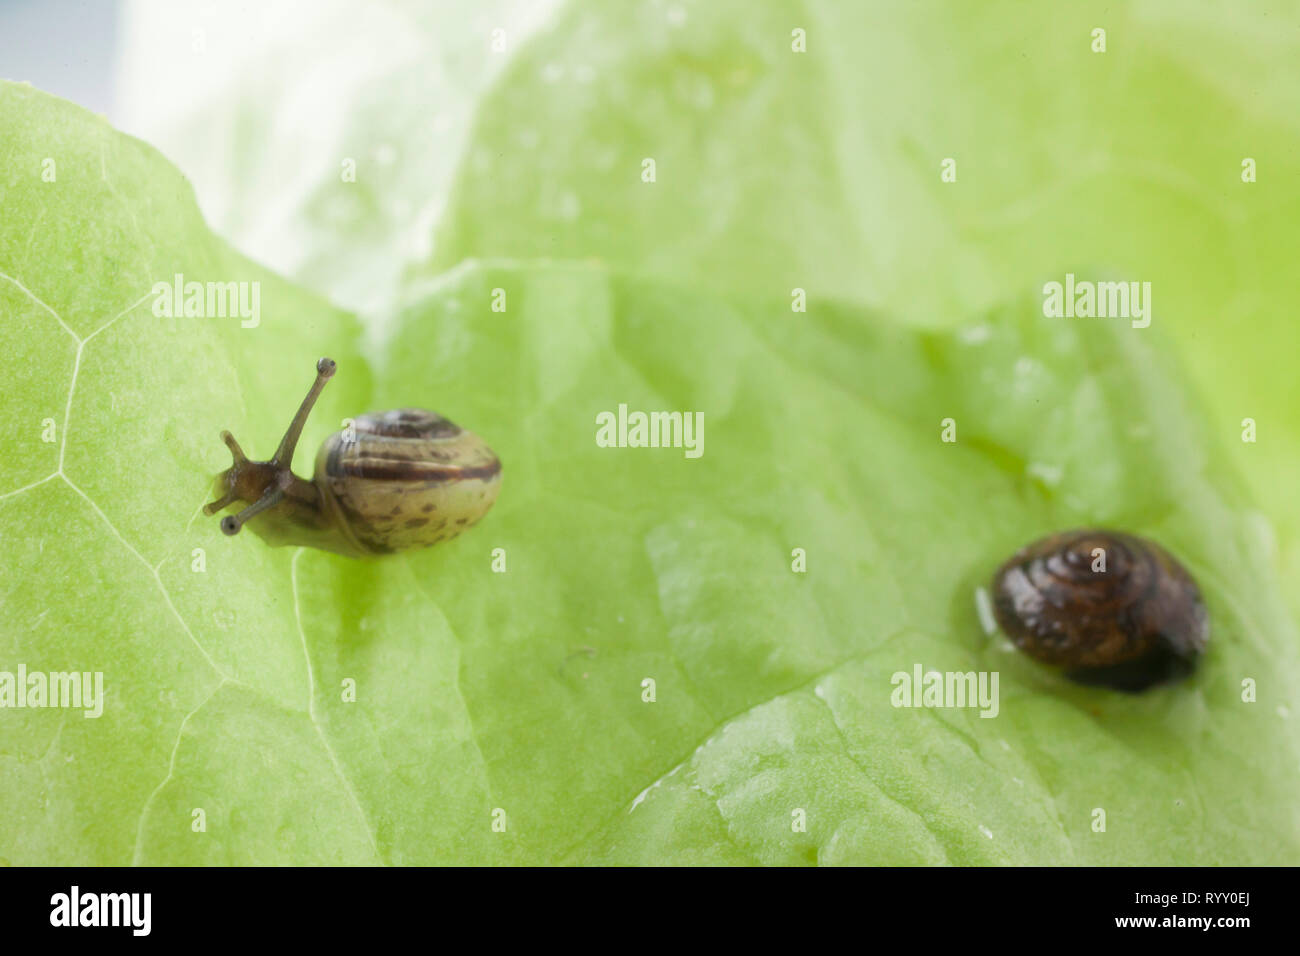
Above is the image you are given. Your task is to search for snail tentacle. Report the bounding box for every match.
[271,357,337,468]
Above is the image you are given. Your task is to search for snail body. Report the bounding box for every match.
[205,358,501,558]
[991,529,1208,692]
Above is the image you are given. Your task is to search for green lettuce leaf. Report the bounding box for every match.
[419,0,1300,610]
[3,80,1298,865]
[119,1,1300,611]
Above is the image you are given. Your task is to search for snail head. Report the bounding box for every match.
[204,357,337,535]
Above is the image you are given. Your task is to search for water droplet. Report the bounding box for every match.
[1127,422,1152,439]
[1014,356,1041,379]
[1026,462,1064,487]
[973,586,996,635]
[690,79,714,110]
[556,191,580,221]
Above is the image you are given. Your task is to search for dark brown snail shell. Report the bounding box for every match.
[991,529,1208,692]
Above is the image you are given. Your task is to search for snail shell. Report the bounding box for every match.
[991,529,1208,692]
[316,409,502,555]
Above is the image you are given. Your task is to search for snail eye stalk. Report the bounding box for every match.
[219,486,285,535]
[272,357,336,468]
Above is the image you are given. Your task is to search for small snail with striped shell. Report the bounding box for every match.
[991,529,1208,692]
[204,358,502,557]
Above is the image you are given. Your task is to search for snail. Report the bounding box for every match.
[991,529,1208,692]
[204,357,501,557]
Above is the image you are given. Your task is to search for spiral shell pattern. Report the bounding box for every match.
[991,529,1208,690]
[315,409,502,555]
